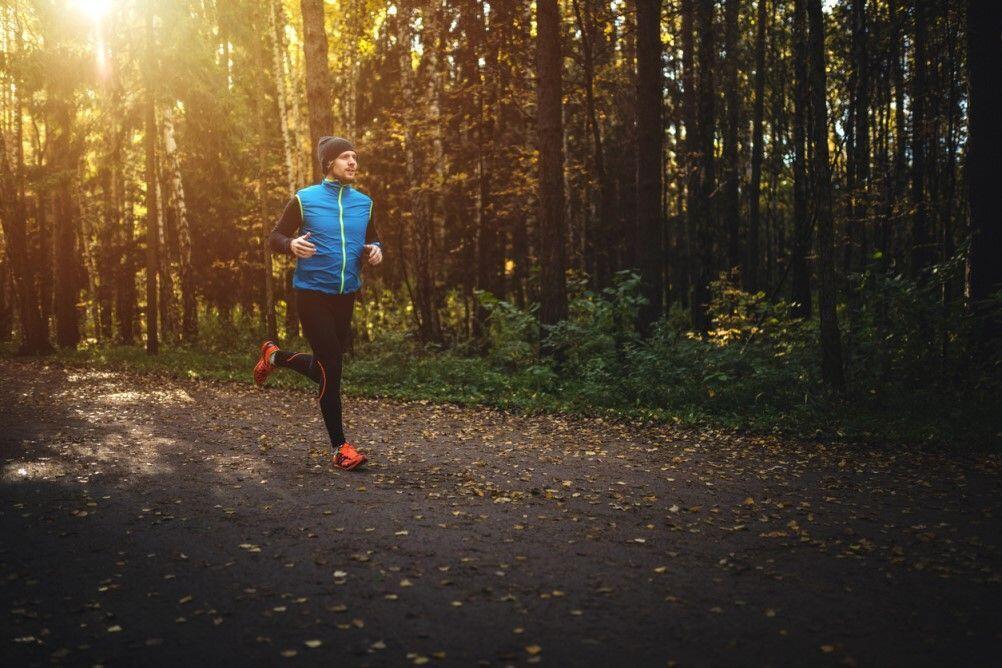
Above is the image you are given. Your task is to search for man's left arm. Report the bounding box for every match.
[364,203,384,265]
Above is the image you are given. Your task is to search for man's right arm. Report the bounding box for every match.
[269,197,302,255]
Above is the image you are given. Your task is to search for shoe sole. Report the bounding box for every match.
[254,340,277,386]
[336,456,367,471]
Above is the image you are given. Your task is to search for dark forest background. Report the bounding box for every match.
[1,0,999,446]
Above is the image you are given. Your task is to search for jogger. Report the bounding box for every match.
[254,135,383,470]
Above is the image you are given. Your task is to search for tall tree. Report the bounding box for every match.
[300,0,333,182]
[807,0,845,391]
[144,3,159,355]
[270,0,299,338]
[746,0,767,292]
[910,0,931,275]
[689,0,717,334]
[635,0,664,329]
[721,0,741,275]
[0,130,51,353]
[572,0,614,290]
[51,98,80,349]
[965,0,1002,338]
[474,2,500,338]
[845,0,870,270]
[161,105,196,341]
[790,0,811,317]
[535,0,568,328]
[681,0,697,314]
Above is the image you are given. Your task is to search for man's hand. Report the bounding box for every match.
[290,232,316,258]
[364,244,383,266]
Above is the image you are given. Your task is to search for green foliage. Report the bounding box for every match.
[476,289,539,369]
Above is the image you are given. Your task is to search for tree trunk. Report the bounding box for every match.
[156,151,176,344]
[116,161,137,344]
[474,3,499,339]
[890,0,906,260]
[396,5,421,333]
[52,99,80,349]
[535,0,568,328]
[681,0,697,319]
[271,0,298,196]
[571,0,614,291]
[300,0,333,182]
[846,0,870,271]
[161,105,197,341]
[965,0,1002,338]
[791,0,811,317]
[807,0,845,392]
[76,172,102,340]
[0,130,51,354]
[635,0,664,331]
[270,0,299,339]
[689,0,716,335]
[0,257,12,342]
[910,0,932,275]
[746,0,767,292]
[96,164,116,340]
[144,5,159,355]
[420,0,445,343]
[721,0,741,275]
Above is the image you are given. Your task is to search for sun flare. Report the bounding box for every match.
[70,0,112,21]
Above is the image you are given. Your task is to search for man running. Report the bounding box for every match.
[253,136,383,471]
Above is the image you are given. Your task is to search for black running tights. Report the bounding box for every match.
[274,289,355,449]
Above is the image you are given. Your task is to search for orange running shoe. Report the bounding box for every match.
[253,340,281,386]
[333,443,367,470]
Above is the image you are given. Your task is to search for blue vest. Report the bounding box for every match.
[293,179,373,295]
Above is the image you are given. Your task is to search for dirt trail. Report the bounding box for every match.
[1,359,999,666]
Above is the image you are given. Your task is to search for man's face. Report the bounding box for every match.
[329,151,358,182]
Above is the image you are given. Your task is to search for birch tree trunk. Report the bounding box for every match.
[271,0,298,196]
[161,104,196,341]
[396,5,419,332]
[271,0,300,338]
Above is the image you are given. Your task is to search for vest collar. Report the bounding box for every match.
[322,177,349,193]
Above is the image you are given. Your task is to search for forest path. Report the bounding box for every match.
[1,358,999,667]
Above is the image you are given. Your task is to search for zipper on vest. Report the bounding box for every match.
[338,187,346,293]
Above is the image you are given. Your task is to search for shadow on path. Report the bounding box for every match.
[1,359,1000,666]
